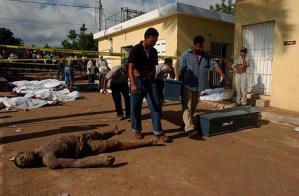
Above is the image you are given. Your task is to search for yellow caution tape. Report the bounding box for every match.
[0,44,123,56]
[0,57,122,63]
[0,44,180,60]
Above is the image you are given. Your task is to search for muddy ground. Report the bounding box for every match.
[0,92,299,196]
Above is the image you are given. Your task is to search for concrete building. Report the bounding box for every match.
[234,0,299,111]
[93,2,235,81]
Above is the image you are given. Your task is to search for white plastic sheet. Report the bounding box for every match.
[11,79,65,94]
[0,97,55,110]
[2,79,80,110]
[24,89,79,102]
[200,88,234,102]
[200,88,225,102]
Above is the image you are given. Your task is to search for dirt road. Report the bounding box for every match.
[1,92,299,196]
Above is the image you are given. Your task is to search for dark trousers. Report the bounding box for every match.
[111,83,130,117]
[88,74,95,83]
[99,74,106,90]
[156,79,164,100]
[156,79,165,113]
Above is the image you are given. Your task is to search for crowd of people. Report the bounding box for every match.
[1,27,251,144]
[99,28,224,142]
[6,27,253,170]
[100,27,251,142]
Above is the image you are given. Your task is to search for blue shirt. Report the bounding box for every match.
[180,48,218,92]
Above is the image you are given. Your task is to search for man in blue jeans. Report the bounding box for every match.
[128,28,169,142]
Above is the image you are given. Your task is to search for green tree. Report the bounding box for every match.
[62,24,97,51]
[44,43,51,48]
[210,0,236,15]
[0,28,23,45]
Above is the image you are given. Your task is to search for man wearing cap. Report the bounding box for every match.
[227,48,251,106]
[103,59,130,121]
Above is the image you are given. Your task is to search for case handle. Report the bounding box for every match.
[222,121,234,127]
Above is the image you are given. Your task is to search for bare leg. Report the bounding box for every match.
[84,124,124,140]
[89,138,158,153]
[43,154,115,169]
[69,81,73,92]
[115,139,158,150]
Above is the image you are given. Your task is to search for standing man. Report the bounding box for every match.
[97,56,110,91]
[87,59,95,83]
[180,35,225,137]
[57,56,65,80]
[155,58,176,109]
[102,59,130,121]
[226,48,251,106]
[64,55,75,92]
[128,28,169,142]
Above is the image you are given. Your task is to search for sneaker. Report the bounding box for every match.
[155,134,170,143]
[134,132,143,140]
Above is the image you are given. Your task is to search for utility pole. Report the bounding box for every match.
[96,0,103,31]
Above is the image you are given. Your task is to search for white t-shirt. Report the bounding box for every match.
[97,59,110,74]
[155,63,173,80]
[87,60,95,74]
[232,56,252,68]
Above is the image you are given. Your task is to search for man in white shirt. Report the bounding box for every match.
[226,48,251,105]
[103,59,130,121]
[87,60,95,83]
[97,56,110,90]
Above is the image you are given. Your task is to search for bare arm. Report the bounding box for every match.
[213,66,225,81]
[102,72,117,94]
[129,63,138,94]
[223,58,233,69]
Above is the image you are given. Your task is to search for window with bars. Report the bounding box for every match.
[154,40,166,64]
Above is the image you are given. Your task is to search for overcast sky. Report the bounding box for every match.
[0,0,226,47]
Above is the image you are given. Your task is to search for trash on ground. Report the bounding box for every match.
[9,157,16,161]
[15,128,23,133]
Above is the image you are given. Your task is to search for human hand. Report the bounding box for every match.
[131,83,139,94]
[102,88,107,95]
[220,74,225,82]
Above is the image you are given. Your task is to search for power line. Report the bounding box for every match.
[0,17,97,27]
[0,23,98,31]
[0,20,98,30]
[6,0,97,9]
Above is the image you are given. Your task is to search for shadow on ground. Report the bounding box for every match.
[0,103,180,127]
[0,123,108,145]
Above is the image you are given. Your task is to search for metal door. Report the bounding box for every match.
[243,21,275,95]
